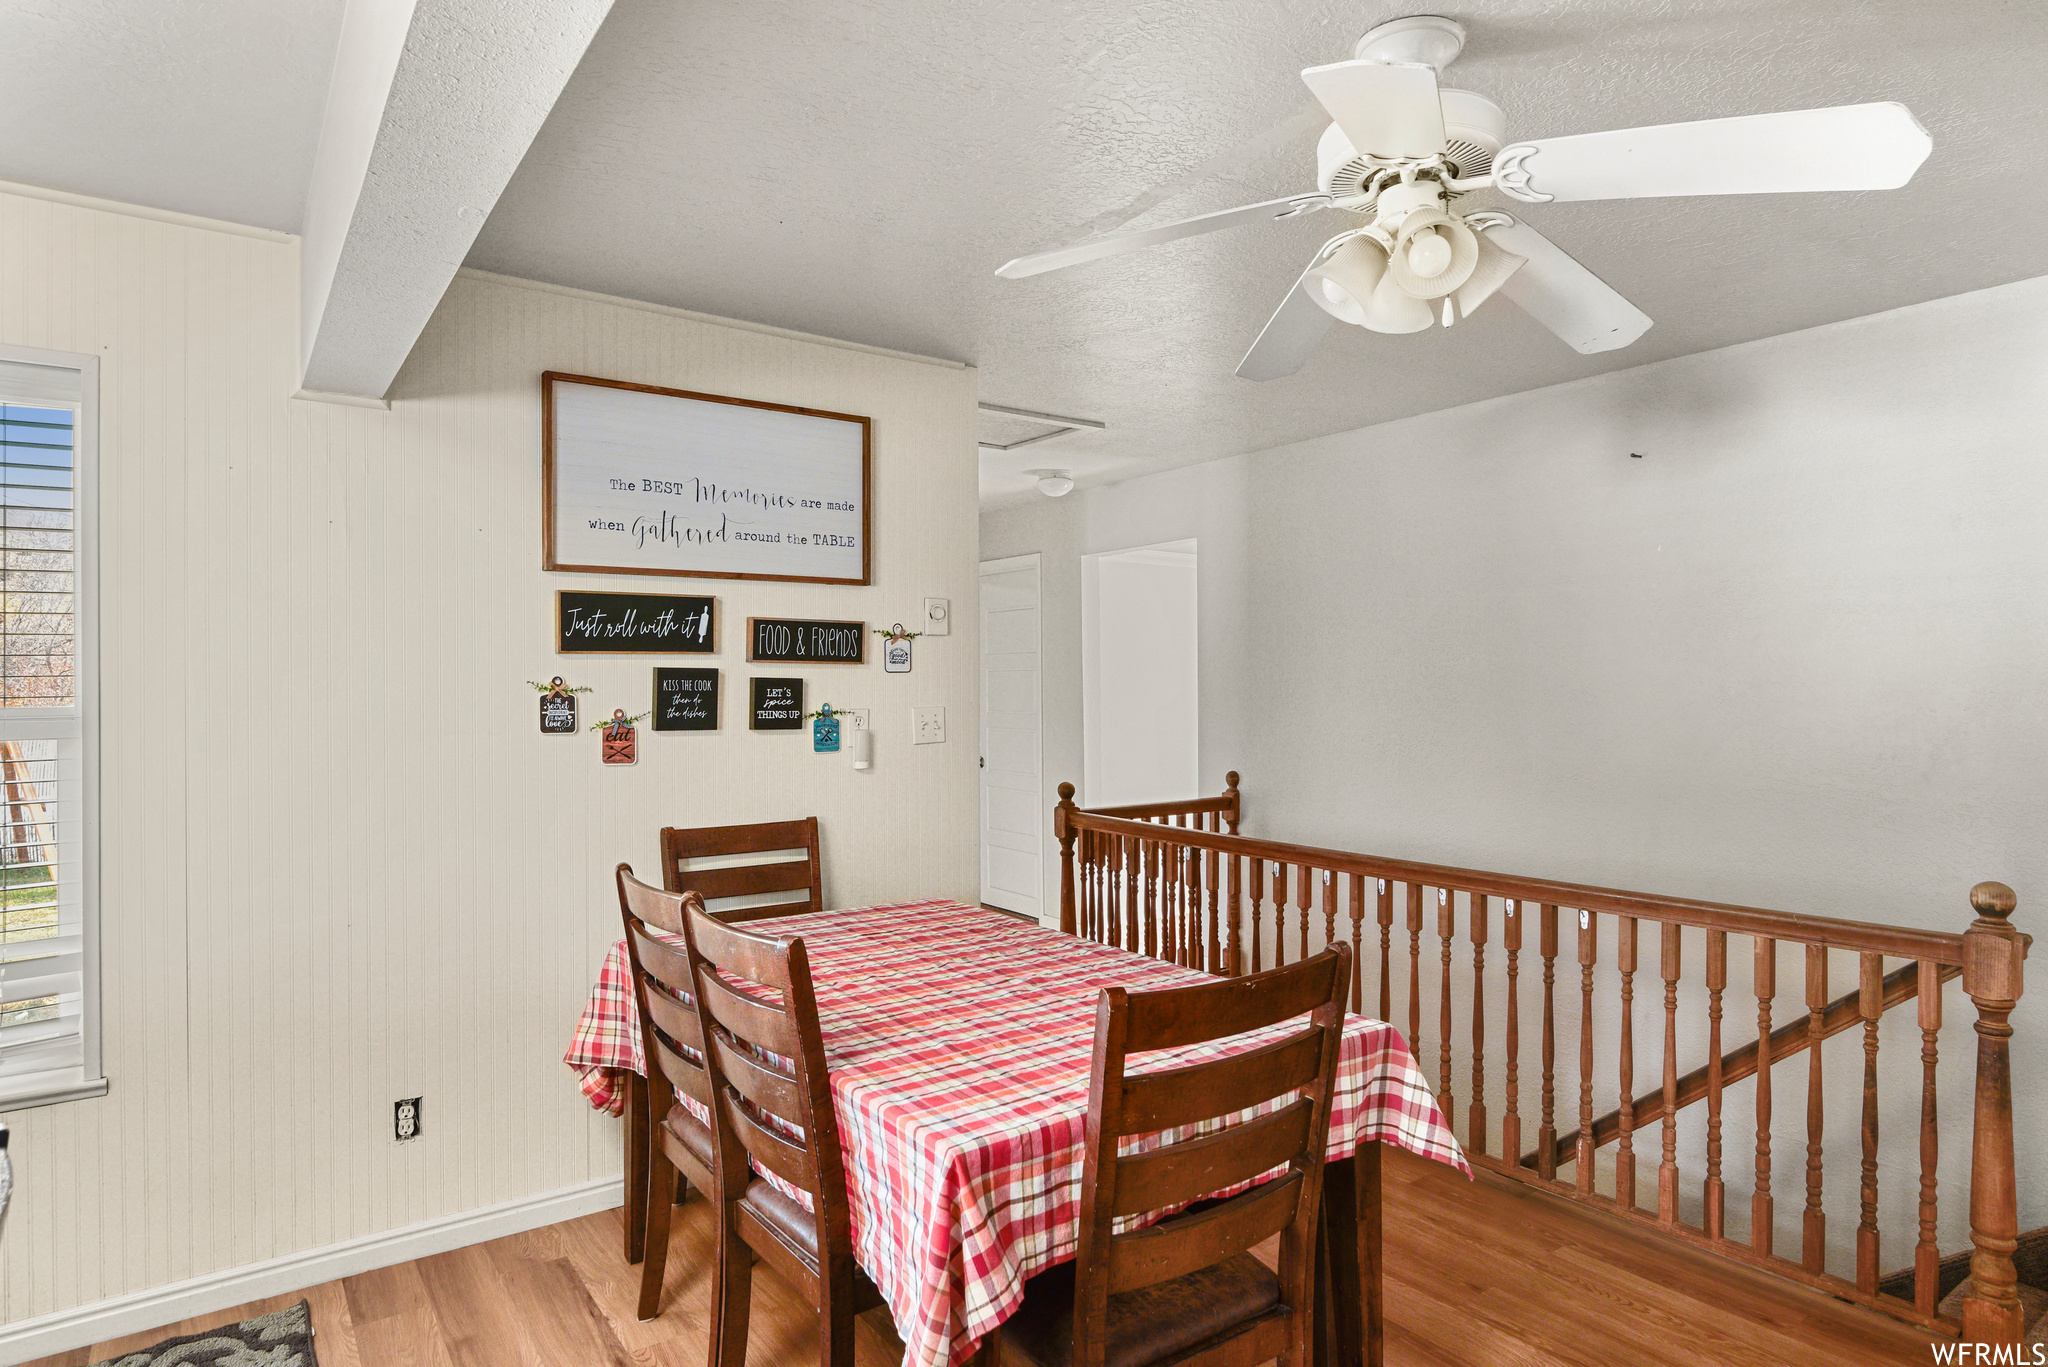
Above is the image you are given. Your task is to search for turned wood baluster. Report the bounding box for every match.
[1469,894,1488,1158]
[1705,930,1728,1240]
[1272,863,1292,967]
[1298,865,1316,964]
[1504,899,1522,1169]
[1962,881,2026,1346]
[1377,878,1394,1022]
[1130,836,1146,950]
[1576,910,1597,1195]
[1249,858,1265,974]
[1439,888,1456,1123]
[1226,849,1243,977]
[1857,951,1884,1294]
[1196,819,1212,979]
[1539,904,1560,1180]
[1754,936,1777,1256]
[1617,915,1638,1212]
[1147,837,1163,961]
[1407,884,1424,1054]
[1804,943,1828,1274]
[1914,958,1942,1315]
[1324,869,1339,966]
[1348,872,1366,1013]
[1659,921,1681,1224]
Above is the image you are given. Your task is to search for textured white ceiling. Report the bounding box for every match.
[469,0,2048,504]
[0,0,346,232]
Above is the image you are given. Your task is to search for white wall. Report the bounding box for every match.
[1082,540,1198,807]
[0,185,980,1326]
[982,273,2048,1257]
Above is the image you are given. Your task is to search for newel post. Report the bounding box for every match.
[1055,782,1080,937]
[1961,880,2028,1345]
[1223,770,1242,836]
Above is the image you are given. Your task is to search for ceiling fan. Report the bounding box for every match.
[994,15,1932,380]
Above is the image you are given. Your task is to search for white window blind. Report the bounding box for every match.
[0,349,100,1108]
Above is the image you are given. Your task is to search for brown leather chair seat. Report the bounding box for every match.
[659,1103,717,1174]
[738,1178,820,1266]
[998,1253,1283,1367]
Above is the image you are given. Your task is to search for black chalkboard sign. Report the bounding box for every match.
[746,617,865,665]
[558,591,716,654]
[653,668,719,731]
[750,677,804,730]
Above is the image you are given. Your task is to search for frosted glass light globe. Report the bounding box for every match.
[1406,229,1453,278]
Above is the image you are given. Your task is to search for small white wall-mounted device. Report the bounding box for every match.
[913,706,946,744]
[923,598,951,635]
[851,728,874,769]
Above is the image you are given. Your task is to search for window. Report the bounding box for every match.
[0,346,101,1109]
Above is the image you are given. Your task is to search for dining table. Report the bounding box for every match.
[565,898,1468,1367]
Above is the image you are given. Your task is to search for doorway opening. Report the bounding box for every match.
[1082,539,1198,807]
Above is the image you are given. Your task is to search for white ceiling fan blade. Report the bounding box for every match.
[1300,60,1445,160]
[1236,267,1336,381]
[995,194,1328,279]
[1484,218,1651,354]
[1495,103,1931,203]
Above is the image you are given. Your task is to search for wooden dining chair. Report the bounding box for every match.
[625,817,831,1267]
[992,944,1352,1367]
[616,864,723,1323]
[680,891,887,1367]
[660,817,825,921]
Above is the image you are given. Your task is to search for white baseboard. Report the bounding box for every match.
[0,1176,625,1364]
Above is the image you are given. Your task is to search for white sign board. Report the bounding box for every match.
[543,373,870,584]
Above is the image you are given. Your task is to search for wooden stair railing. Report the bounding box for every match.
[1541,960,1964,1161]
[1052,774,2031,1348]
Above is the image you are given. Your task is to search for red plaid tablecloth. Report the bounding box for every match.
[565,899,1466,1367]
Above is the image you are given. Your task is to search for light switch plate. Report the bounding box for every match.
[912,706,945,745]
[923,597,951,636]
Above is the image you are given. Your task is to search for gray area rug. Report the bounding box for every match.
[89,1300,317,1367]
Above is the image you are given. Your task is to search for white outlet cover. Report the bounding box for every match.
[913,705,945,744]
[841,708,869,730]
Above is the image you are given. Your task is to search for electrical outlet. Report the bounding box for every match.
[840,708,869,730]
[912,706,945,745]
[394,1097,422,1142]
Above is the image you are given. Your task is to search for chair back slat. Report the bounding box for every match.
[1105,1171,1304,1294]
[681,860,814,901]
[661,817,824,920]
[1066,945,1350,1364]
[626,923,693,995]
[695,965,804,1057]
[708,1027,812,1129]
[1119,1025,1327,1133]
[649,1032,716,1109]
[1110,1097,1316,1218]
[1120,963,1342,1052]
[717,1073,823,1192]
[639,977,705,1056]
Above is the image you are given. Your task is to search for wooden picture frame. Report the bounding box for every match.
[542,371,872,585]
[745,617,866,665]
[556,590,718,655]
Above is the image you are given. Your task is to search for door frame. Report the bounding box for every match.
[978,552,1043,919]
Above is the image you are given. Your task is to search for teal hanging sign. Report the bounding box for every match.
[811,704,841,753]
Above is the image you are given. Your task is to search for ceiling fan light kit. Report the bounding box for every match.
[994,14,1933,379]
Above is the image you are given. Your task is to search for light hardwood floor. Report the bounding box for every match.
[30,1147,1944,1367]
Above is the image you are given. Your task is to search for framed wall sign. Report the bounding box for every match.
[653,667,719,731]
[557,591,716,654]
[750,678,804,731]
[543,371,872,585]
[746,617,865,665]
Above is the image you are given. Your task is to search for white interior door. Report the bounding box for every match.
[979,554,1042,920]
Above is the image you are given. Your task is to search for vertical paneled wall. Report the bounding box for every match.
[0,188,980,1323]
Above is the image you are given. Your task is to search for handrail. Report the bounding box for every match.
[1050,773,2029,1348]
[1057,804,1968,966]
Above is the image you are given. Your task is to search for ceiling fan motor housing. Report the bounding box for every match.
[1316,87,1508,202]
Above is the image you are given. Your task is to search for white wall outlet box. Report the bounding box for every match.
[841,708,869,730]
[913,706,946,744]
[923,597,951,635]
